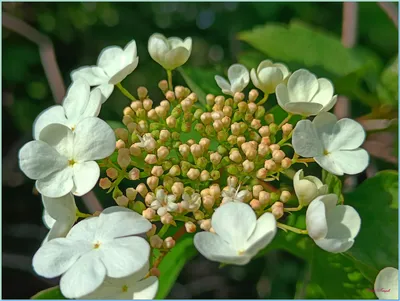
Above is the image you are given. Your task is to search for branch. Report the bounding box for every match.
[378,2,398,29]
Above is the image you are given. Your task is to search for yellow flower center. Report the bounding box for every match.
[122,285,128,292]
[93,242,101,249]
[237,249,245,256]
[68,159,76,166]
[323,149,330,155]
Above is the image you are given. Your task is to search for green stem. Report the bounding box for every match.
[284,204,303,212]
[278,113,293,129]
[116,83,136,101]
[257,93,269,105]
[167,69,173,91]
[277,222,308,235]
[76,210,92,218]
[158,224,170,238]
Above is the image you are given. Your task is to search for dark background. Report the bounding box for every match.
[2,2,398,299]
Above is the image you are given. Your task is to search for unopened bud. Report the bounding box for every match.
[179,144,190,158]
[265,113,275,124]
[117,148,131,169]
[272,150,285,163]
[127,122,137,133]
[259,191,271,205]
[194,210,205,220]
[145,154,157,165]
[256,168,268,179]
[147,176,159,191]
[99,178,112,189]
[229,150,242,163]
[210,170,220,180]
[259,126,270,137]
[147,224,157,237]
[190,144,203,158]
[271,201,284,219]
[280,191,291,203]
[130,100,143,111]
[136,183,148,197]
[227,176,238,188]
[158,80,168,93]
[106,168,118,180]
[157,146,169,160]
[206,94,215,106]
[264,159,276,171]
[145,192,155,206]
[128,168,140,180]
[147,109,158,121]
[116,195,129,207]
[165,90,175,101]
[282,123,293,136]
[137,86,148,100]
[166,116,177,128]
[143,208,156,220]
[116,139,126,150]
[251,119,262,130]
[250,199,262,210]
[281,157,292,169]
[171,182,184,198]
[123,106,135,117]
[115,128,129,141]
[247,102,257,115]
[210,152,222,165]
[159,129,170,142]
[163,237,176,249]
[237,136,246,147]
[187,168,200,180]
[129,145,141,157]
[209,184,221,200]
[175,86,185,99]
[185,221,197,233]
[150,235,163,249]
[200,112,213,125]
[161,213,174,225]
[248,89,259,102]
[245,148,257,161]
[243,160,255,172]
[199,219,212,231]
[202,195,215,209]
[269,144,280,151]
[234,92,245,103]
[258,144,270,156]
[126,188,137,200]
[200,170,210,181]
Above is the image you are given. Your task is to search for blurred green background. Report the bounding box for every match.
[2,2,398,299]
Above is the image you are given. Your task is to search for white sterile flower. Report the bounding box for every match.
[148,33,192,70]
[134,133,156,152]
[292,112,369,176]
[374,267,398,300]
[306,194,361,253]
[250,60,290,94]
[71,40,139,102]
[293,169,328,206]
[221,184,248,204]
[150,189,178,216]
[194,202,276,265]
[33,79,102,140]
[180,192,201,212]
[32,207,152,299]
[80,262,159,300]
[215,64,250,96]
[276,69,337,116]
[42,193,77,244]
[19,117,115,198]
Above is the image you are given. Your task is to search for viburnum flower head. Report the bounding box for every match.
[42,193,77,244]
[19,117,115,198]
[215,64,250,96]
[71,40,139,102]
[80,262,159,300]
[292,112,369,176]
[293,169,328,206]
[194,202,277,265]
[374,267,398,300]
[32,207,152,299]
[148,33,192,70]
[276,69,337,116]
[250,60,290,94]
[306,194,361,253]
[33,79,102,140]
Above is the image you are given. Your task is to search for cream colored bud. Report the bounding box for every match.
[250,199,262,210]
[206,94,215,106]
[150,235,163,249]
[209,227,216,234]
[211,111,224,121]
[137,86,148,99]
[116,195,129,207]
[155,106,167,119]
[229,150,242,163]
[158,80,169,92]
[190,144,203,158]
[117,148,131,169]
[136,183,148,197]
[199,219,212,231]
[259,126,270,137]
[200,170,210,182]
[252,185,263,199]
[187,168,200,180]
[200,112,213,125]
[181,98,193,111]
[234,92,245,103]
[127,122,137,133]
[250,119,261,131]
[116,139,126,150]
[272,150,285,163]
[147,224,157,237]
[248,89,259,102]
[200,188,211,198]
[203,195,215,209]
[147,176,159,191]
[130,100,142,111]
[145,154,157,165]
[256,168,268,179]
[159,129,170,142]
[221,116,231,128]
[237,136,246,147]
[210,152,222,165]
[142,98,153,111]
[281,158,292,169]
[271,201,284,219]
[209,184,221,200]
[106,168,118,180]
[243,160,255,172]
[161,213,174,225]
[261,137,271,145]
[185,221,197,233]
[145,192,155,206]
[215,95,225,106]
[115,128,129,141]
[138,120,148,133]
[280,190,291,203]
[258,144,269,156]
[143,208,156,220]
[130,144,141,156]
[165,90,175,101]
[171,182,184,198]
[247,102,257,114]
[269,144,280,151]
[122,115,134,126]
[213,120,223,132]
[157,146,169,160]
[123,106,135,117]
[282,123,293,136]
[147,109,158,121]
[163,237,176,249]
[188,92,197,103]
[126,188,137,201]
[187,139,195,146]
[175,86,185,99]
[169,165,181,176]
[151,166,164,177]
[199,138,211,151]
[99,178,112,189]
[227,135,237,145]
[160,100,170,110]
[231,122,241,136]
[194,210,205,220]
[179,144,190,158]
[223,105,233,117]
[166,116,177,128]
[227,176,238,187]
[128,168,140,180]
[259,191,271,205]
[264,159,276,170]
[245,148,257,161]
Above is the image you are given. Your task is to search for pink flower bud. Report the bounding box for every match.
[271,201,284,219]
[199,219,212,231]
[161,213,174,225]
[280,191,291,203]
[243,160,255,172]
[115,128,129,141]
[145,192,155,206]
[143,208,156,220]
[250,199,262,210]
[159,129,170,142]
[234,92,245,103]
[171,182,184,197]
[145,154,157,165]
[200,170,210,182]
[264,159,276,171]
[175,86,185,99]
[252,185,263,199]
[203,195,215,209]
[185,221,197,233]
[117,148,131,169]
[106,168,118,180]
[223,106,233,117]
[229,150,242,163]
[163,237,176,249]
[99,178,112,189]
[187,168,200,180]
[258,126,270,137]
[157,146,169,160]
[281,157,292,169]
[136,183,148,197]
[151,166,164,177]
[282,123,293,136]
[130,100,143,111]
[272,150,285,163]
[209,184,221,200]
[190,144,203,158]
[248,89,259,102]
[251,119,262,130]
[221,116,231,128]
[129,168,140,180]
[116,139,126,150]
[165,90,175,101]
[269,144,280,151]
[256,168,268,179]
[147,176,159,191]
[137,86,148,99]
[258,144,270,156]
[123,107,135,117]
[142,98,153,111]
[259,191,271,205]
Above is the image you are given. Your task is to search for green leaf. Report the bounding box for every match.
[31,286,66,299]
[377,56,398,107]
[322,170,344,204]
[156,234,197,299]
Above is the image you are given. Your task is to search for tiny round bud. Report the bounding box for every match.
[158,80,169,92]
[252,185,263,199]
[117,148,131,169]
[248,89,259,102]
[145,154,157,165]
[215,95,225,106]
[147,176,159,191]
[151,165,164,177]
[206,94,215,106]
[137,86,148,99]
[145,192,155,206]
[258,144,270,156]
[179,144,190,158]
[227,176,238,187]
[136,183,148,197]
[122,115,134,127]
[256,168,268,179]
[160,100,170,110]
[175,86,185,99]
[237,136,246,147]
[234,92,245,103]
[150,235,163,249]
[272,150,285,163]
[200,170,210,182]
[159,129,170,142]
[259,126,270,137]
[211,111,224,121]
[155,106,167,119]
[243,160,255,172]
[210,152,222,165]
[115,128,129,141]
[200,112,213,125]
[115,195,129,207]
[123,106,135,117]
[251,119,262,130]
[281,157,292,169]
[185,221,197,233]
[221,116,231,128]
[129,168,140,180]
[116,139,126,150]
[265,113,275,124]
[199,138,211,151]
[126,188,137,201]
[282,123,293,136]
[223,105,233,117]
[250,199,262,210]
[163,237,176,249]
[165,90,175,101]
[209,184,221,200]
[157,146,169,160]
[199,219,212,231]
[229,150,242,163]
[142,98,153,111]
[194,210,205,220]
[166,116,177,128]
[171,182,184,198]
[203,195,215,209]
[187,168,200,180]
[264,159,277,171]
[247,102,258,114]
[261,136,271,145]
[161,213,174,225]
[127,122,137,133]
[169,165,181,176]
[269,144,280,151]
[271,201,284,219]
[231,122,241,136]
[190,144,203,158]
[143,208,156,220]
[99,178,112,189]
[245,148,257,161]
[259,191,271,206]
[147,109,158,121]
[280,191,291,203]
[130,144,141,156]
[106,168,118,180]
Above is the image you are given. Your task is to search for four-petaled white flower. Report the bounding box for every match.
[134,133,156,152]
[215,64,250,96]
[150,189,178,216]
[374,267,398,300]
[276,69,337,116]
[180,192,201,212]
[19,117,116,198]
[292,112,369,176]
[148,33,192,71]
[306,194,361,253]
[71,40,139,102]
[80,262,159,300]
[194,202,277,265]
[293,169,328,206]
[42,193,77,244]
[221,184,248,204]
[33,79,102,140]
[250,60,290,94]
[32,207,152,299]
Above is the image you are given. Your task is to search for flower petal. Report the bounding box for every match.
[148,34,169,67]
[215,75,232,95]
[60,252,106,299]
[96,206,152,240]
[82,88,102,118]
[132,276,159,299]
[42,194,76,233]
[276,83,290,107]
[325,205,361,240]
[292,120,324,157]
[327,118,366,152]
[245,212,277,257]
[293,169,319,206]
[194,232,250,265]
[211,202,256,250]
[99,236,150,278]
[306,194,338,240]
[36,167,74,198]
[97,46,124,74]
[67,216,98,241]
[274,63,290,78]
[314,154,344,175]
[321,95,337,113]
[42,209,55,229]
[63,79,91,121]
[32,237,92,278]
[328,149,369,175]
[39,123,74,158]
[72,161,100,196]
[374,267,399,300]
[287,69,319,102]
[97,84,115,103]
[71,66,107,86]
[18,140,67,180]
[33,105,68,140]
[108,58,139,85]
[310,78,334,107]
[164,47,190,70]
[228,64,249,93]
[257,66,284,94]
[314,237,354,253]
[73,117,116,161]
[312,112,337,149]
[284,102,323,116]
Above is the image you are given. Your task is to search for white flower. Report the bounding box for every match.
[42,193,77,244]
[293,169,328,206]
[180,192,201,212]
[306,194,361,253]
[194,202,276,265]
[150,189,178,216]
[19,117,115,198]
[292,112,369,176]
[250,60,290,94]
[32,206,152,299]
[71,40,139,102]
[134,133,156,152]
[221,184,248,203]
[374,267,398,300]
[33,79,102,140]
[80,262,158,300]
[148,33,192,70]
[276,69,337,116]
[215,64,250,96]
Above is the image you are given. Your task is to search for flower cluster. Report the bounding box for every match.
[19,32,372,299]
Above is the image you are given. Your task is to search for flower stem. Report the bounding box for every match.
[278,113,293,129]
[277,222,308,235]
[167,69,173,91]
[158,224,170,238]
[284,204,303,212]
[116,83,136,101]
[257,93,269,105]
[76,210,92,218]
[296,158,315,163]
